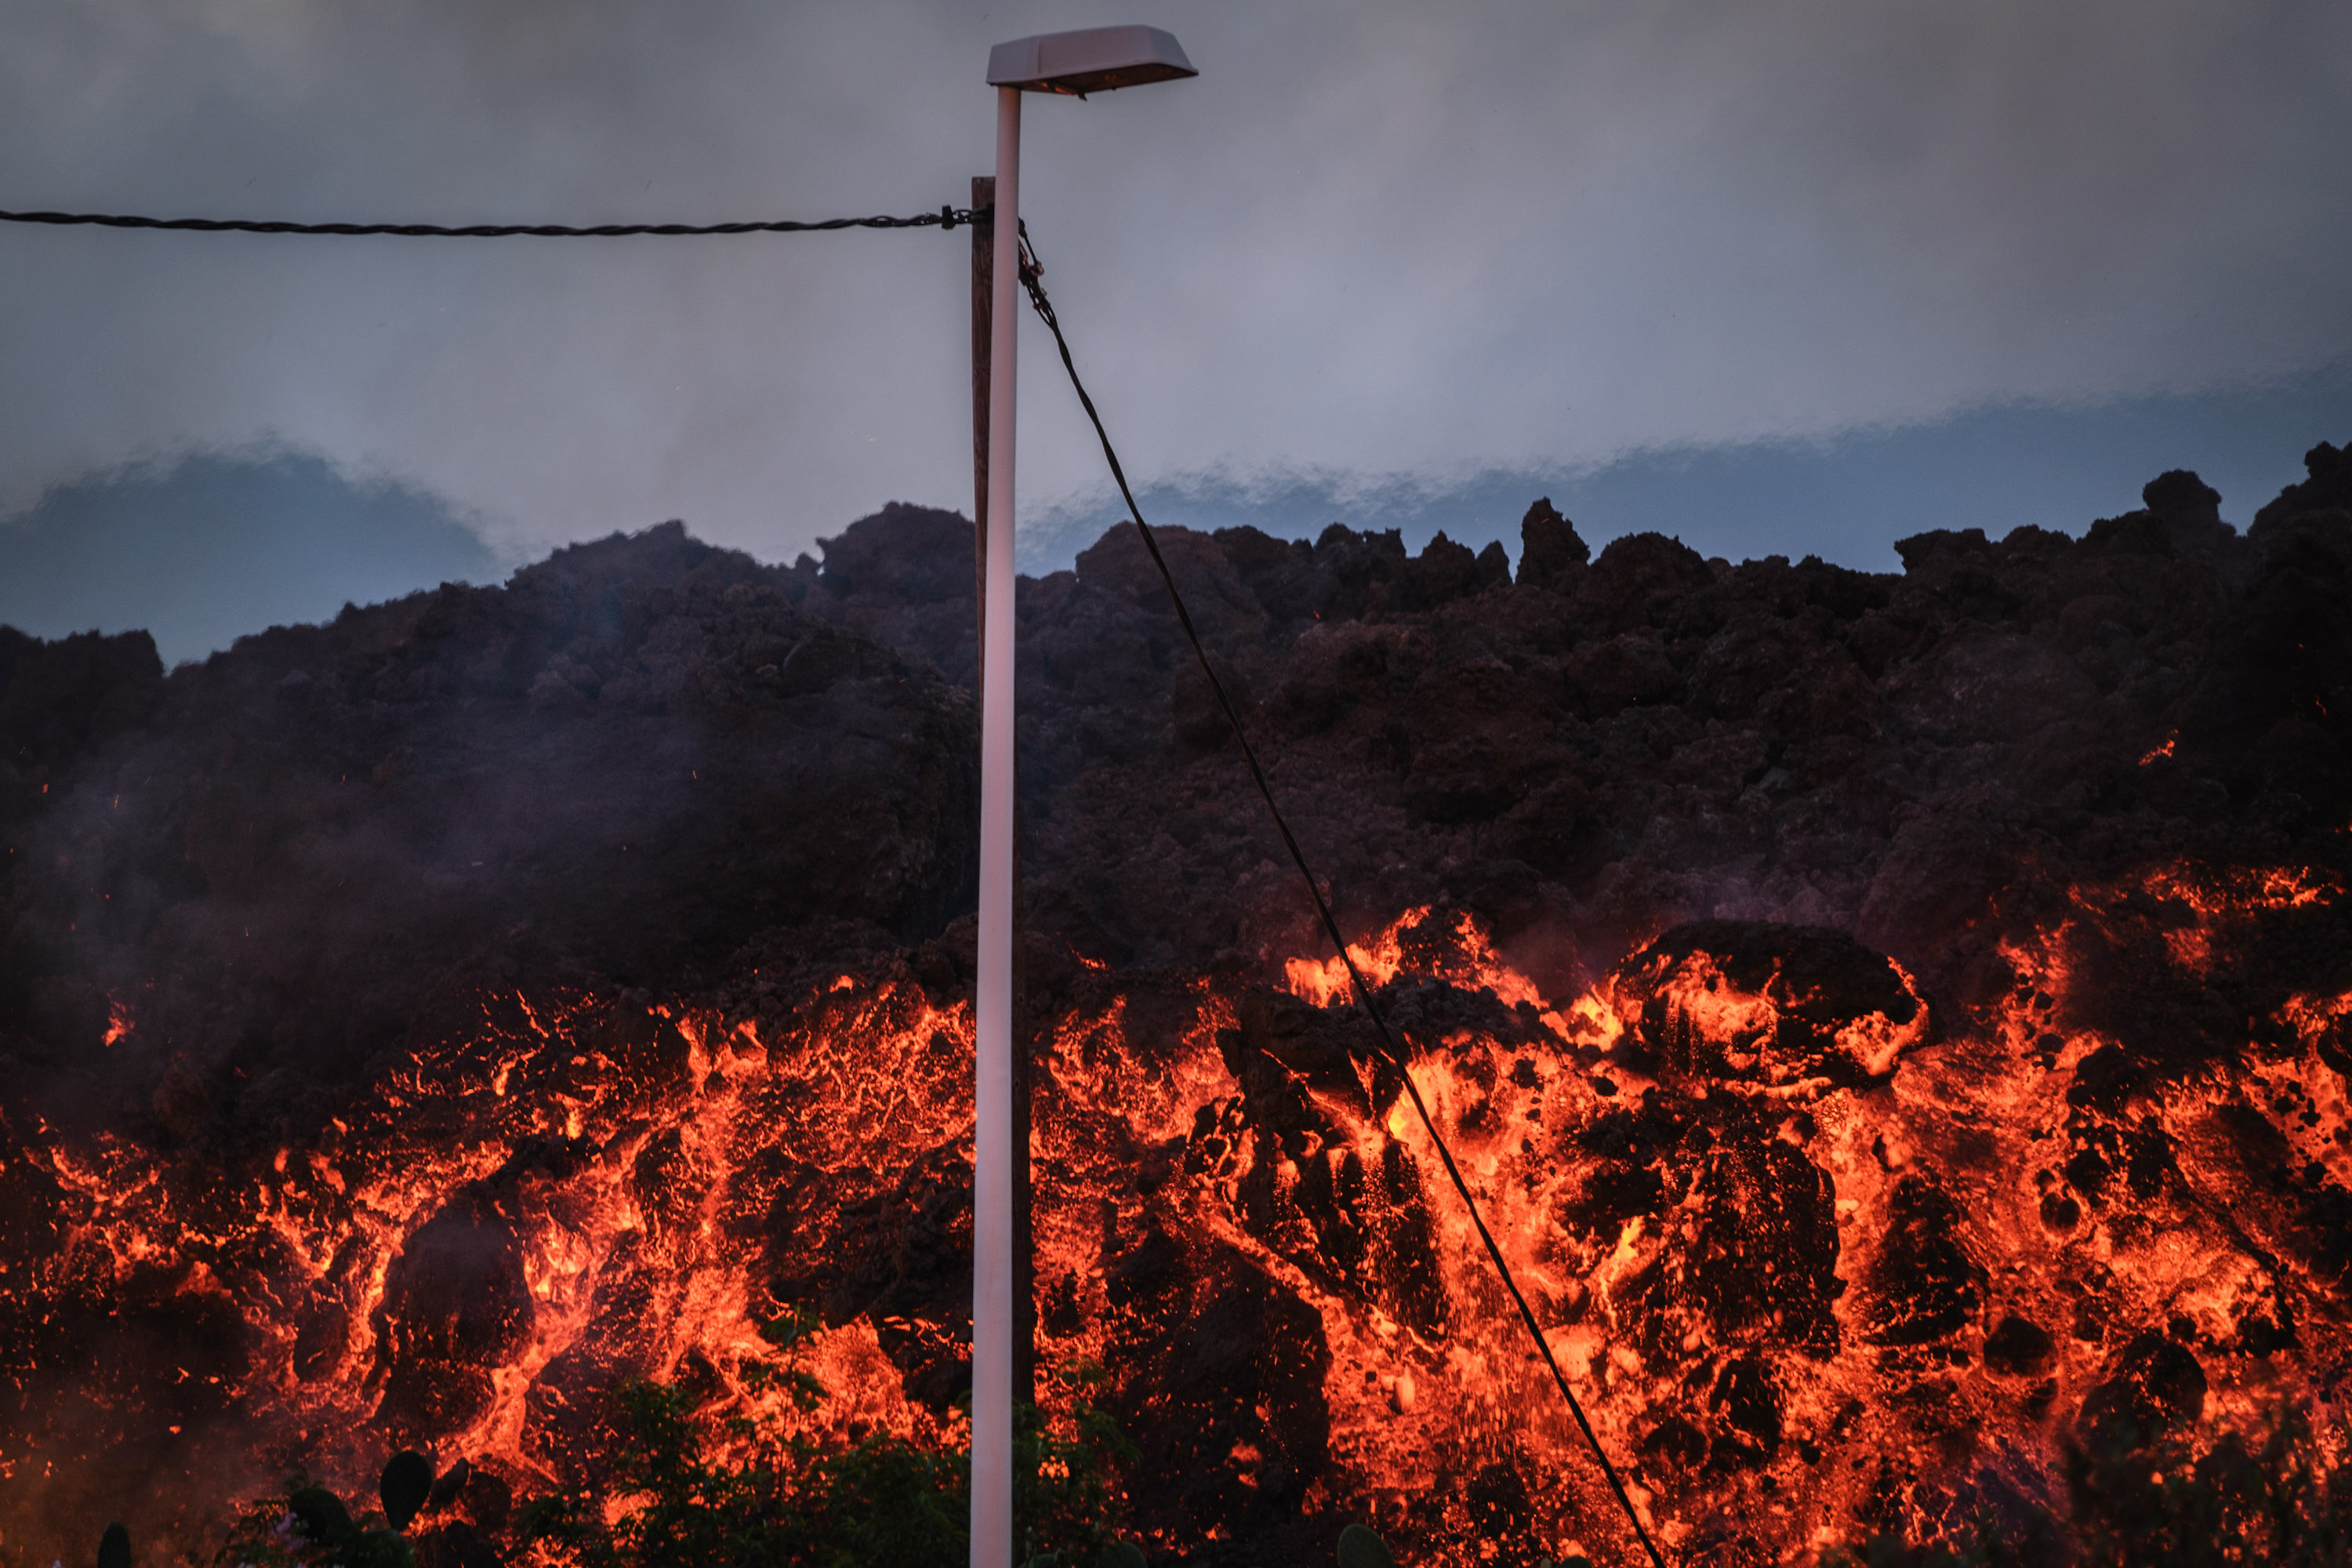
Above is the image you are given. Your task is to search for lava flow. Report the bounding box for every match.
[1,877,2346,1566]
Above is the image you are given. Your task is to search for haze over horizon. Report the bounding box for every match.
[2,0,2348,655]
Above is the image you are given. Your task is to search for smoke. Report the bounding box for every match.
[0,448,504,663]
[1019,363,2352,575]
[1,0,2346,565]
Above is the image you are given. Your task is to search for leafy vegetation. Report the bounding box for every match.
[157,1381,2352,1568]
[211,1450,436,1567]
[516,1316,1135,1566]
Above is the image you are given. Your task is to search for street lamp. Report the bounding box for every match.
[973,24,1195,1568]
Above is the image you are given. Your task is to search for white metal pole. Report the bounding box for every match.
[972,80,1020,1568]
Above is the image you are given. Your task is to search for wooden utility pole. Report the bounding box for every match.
[969,172,1034,1407]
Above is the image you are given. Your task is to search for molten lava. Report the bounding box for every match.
[2,872,2345,1564]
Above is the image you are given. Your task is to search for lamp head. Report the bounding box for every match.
[987,25,1196,96]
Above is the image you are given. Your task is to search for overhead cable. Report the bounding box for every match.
[1014,221,1671,1568]
[0,205,978,238]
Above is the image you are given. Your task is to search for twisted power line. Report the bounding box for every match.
[0,205,978,238]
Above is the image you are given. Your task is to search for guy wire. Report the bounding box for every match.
[1013,223,1670,1568]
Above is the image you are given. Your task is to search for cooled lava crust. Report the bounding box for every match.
[0,448,2348,1565]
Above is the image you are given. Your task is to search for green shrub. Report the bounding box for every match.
[213,1468,415,1568]
[515,1315,1134,1568]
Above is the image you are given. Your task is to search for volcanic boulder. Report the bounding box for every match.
[1613,920,1929,1093]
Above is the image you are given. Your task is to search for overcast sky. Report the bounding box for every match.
[3,0,2350,629]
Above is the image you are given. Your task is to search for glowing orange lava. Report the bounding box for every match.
[0,866,2344,1564]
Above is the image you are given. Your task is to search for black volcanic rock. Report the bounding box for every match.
[1114,1236,1333,1548]
[2076,1330,2207,1453]
[375,1183,535,1440]
[1608,1094,1846,1356]
[0,626,162,775]
[810,500,975,604]
[2252,439,2352,534]
[1579,530,1716,636]
[1515,496,1590,590]
[1613,920,1926,1091]
[1982,1313,2056,1377]
[1860,1172,1984,1347]
[0,522,978,1124]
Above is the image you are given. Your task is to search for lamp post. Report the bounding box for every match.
[974,25,1195,1568]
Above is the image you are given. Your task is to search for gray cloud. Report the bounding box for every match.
[2,0,2346,566]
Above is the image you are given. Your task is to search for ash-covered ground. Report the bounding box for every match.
[0,442,2348,1566]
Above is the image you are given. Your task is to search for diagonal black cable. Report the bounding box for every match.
[1013,223,1670,1568]
[0,205,976,238]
